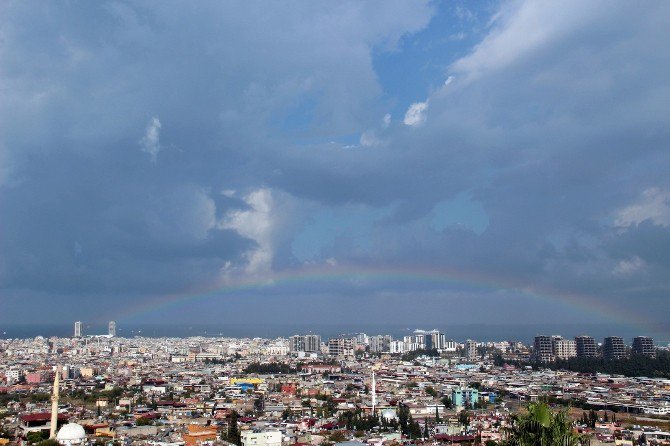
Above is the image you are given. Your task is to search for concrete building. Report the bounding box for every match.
[533,335,554,362]
[108,321,116,337]
[328,337,355,358]
[452,387,479,409]
[390,340,405,354]
[73,321,82,338]
[465,340,478,361]
[369,335,392,353]
[241,430,282,446]
[603,336,626,360]
[575,336,598,357]
[289,334,321,353]
[553,338,577,360]
[632,336,655,358]
[304,334,321,353]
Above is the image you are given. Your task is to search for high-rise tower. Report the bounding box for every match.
[108,321,116,337]
[632,336,655,357]
[603,336,626,360]
[74,321,82,338]
[575,336,597,357]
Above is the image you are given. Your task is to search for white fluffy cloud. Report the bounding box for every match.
[615,188,670,228]
[220,188,275,276]
[403,101,428,127]
[139,117,162,162]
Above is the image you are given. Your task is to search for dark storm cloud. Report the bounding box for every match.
[1,0,670,326]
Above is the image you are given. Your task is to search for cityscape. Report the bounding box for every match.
[3,1,670,446]
[0,322,668,445]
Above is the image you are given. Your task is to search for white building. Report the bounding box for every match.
[73,321,82,338]
[553,339,577,360]
[241,430,282,446]
[390,340,405,354]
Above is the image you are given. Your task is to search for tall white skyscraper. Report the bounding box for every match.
[74,321,82,338]
[108,321,116,337]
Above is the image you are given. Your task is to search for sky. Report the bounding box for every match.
[1,1,670,334]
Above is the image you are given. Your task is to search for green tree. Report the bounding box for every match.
[26,431,47,444]
[425,386,438,397]
[398,404,410,436]
[224,410,241,445]
[408,417,422,439]
[459,410,470,428]
[503,403,588,446]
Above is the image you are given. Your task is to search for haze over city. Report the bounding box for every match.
[1,1,670,336]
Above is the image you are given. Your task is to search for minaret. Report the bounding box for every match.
[49,364,62,439]
[371,370,376,414]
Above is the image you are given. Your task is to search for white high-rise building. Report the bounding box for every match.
[390,340,405,354]
[108,321,116,337]
[74,321,82,338]
[369,335,392,353]
[553,339,577,360]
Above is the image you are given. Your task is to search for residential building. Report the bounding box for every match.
[452,387,479,409]
[328,337,355,358]
[575,336,597,357]
[74,321,82,338]
[553,338,577,360]
[603,336,626,360]
[241,430,282,446]
[369,335,392,353]
[632,336,655,358]
[533,335,554,362]
[465,340,478,361]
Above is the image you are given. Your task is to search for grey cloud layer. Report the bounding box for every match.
[1,0,669,325]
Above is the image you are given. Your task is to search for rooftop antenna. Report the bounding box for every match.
[49,364,62,439]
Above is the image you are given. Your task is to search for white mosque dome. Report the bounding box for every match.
[56,423,86,445]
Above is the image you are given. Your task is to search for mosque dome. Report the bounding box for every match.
[56,423,86,445]
[381,408,398,420]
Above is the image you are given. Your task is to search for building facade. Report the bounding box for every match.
[575,336,597,357]
[328,338,355,358]
[74,321,82,338]
[533,335,554,362]
[465,340,478,361]
[603,336,626,360]
[553,338,577,360]
[632,336,655,358]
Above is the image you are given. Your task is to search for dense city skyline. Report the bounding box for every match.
[2,1,670,331]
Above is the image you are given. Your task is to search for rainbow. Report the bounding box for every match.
[114,263,650,331]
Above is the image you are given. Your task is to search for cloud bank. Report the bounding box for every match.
[1,1,669,329]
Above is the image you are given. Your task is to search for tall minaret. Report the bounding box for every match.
[371,370,376,414]
[49,365,62,439]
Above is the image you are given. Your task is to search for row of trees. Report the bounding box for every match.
[401,349,440,361]
[495,351,670,378]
